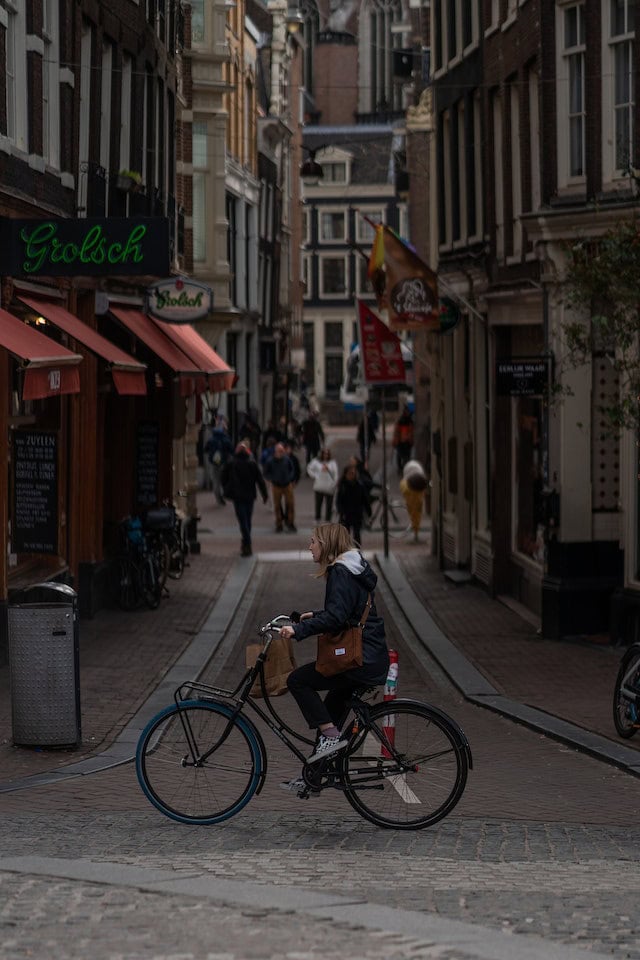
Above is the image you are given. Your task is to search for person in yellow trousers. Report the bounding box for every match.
[399,460,428,542]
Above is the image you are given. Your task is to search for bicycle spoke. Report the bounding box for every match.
[340,703,468,829]
[137,702,261,824]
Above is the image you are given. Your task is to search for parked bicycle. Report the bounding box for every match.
[144,502,189,586]
[111,516,163,611]
[613,642,640,737]
[365,484,410,539]
[136,615,472,829]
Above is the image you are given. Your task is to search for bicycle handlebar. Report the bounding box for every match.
[258,613,295,636]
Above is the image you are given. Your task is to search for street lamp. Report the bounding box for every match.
[300,147,324,185]
[286,2,304,32]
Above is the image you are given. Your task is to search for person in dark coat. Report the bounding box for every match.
[301,413,325,464]
[336,463,371,545]
[221,441,268,556]
[279,523,389,782]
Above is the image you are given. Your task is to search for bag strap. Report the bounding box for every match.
[357,594,372,628]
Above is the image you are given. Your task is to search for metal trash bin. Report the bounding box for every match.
[8,582,81,747]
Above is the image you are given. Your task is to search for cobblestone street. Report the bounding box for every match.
[0,430,639,959]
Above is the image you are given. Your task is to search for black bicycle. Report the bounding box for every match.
[136,616,472,830]
[613,642,640,738]
[111,517,163,611]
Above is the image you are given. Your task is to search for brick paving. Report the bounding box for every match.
[0,422,636,788]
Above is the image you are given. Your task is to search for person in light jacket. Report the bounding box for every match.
[307,447,339,522]
[279,523,389,789]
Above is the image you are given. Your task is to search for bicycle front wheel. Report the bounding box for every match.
[613,645,640,738]
[340,701,469,830]
[136,701,262,824]
[386,499,410,539]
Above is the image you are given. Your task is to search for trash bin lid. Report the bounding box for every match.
[22,581,77,599]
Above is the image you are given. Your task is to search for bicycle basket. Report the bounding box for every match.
[144,507,176,531]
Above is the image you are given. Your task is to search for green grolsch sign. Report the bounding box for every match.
[1,217,170,277]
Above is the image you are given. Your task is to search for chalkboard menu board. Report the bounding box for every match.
[136,421,159,507]
[13,431,58,554]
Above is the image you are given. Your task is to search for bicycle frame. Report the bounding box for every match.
[168,631,421,793]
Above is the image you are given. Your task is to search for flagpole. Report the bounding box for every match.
[381,388,389,559]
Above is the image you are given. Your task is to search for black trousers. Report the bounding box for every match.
[233,499,254,547]
[314,491,333,522]
[287,661,367,730]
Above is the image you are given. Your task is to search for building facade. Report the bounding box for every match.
[429,0,638,640]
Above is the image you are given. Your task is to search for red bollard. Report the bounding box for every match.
[381,649,398,758]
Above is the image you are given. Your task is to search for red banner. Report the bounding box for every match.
[357,301,406,385]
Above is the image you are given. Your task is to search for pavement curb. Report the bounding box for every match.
[375,552,640,778]
[0,557,258,794]
[0,855,615,960]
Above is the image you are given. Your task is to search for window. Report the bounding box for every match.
[462,0,473,48]
[355,208,384,243]
[321,162,347,184]
[510,82,522,258]
[319,209,346,242]
[356,255,375,297]
[447,0,457,60]
[302,207,310,244]
[359,0,403,113]
[99,42,112,174]
[528,68,541,212]
[560,3,586,180]
[119,56,132,171]
[492,91,504,259]
[302,253,312,298]
[42,0,60,166]
[325,322,343,349]
[609,0,635,173]
[5,0,27,150]
[193,120,207,261]
[515,398,544,563]
[319,255,348,296]
[324,355,343,397]
[191,0,204,42]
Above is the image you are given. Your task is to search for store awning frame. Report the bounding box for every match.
[0,307,82,400]
[19,297,147,396]
[109,306,235,394]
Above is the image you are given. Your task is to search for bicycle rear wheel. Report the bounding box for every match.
[613,645,640,738]
[386,499,410,539]
[136,701,262,824]
[112,556,140,611]
[340,701,469,830]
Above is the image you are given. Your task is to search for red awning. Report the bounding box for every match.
[19,297,147,396]
[0,307,81,400]
[150,319,235,391]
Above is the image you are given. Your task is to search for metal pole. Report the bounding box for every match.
[381,388,389,559]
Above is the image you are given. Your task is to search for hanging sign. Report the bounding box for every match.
[146,277,213,323]
[357,300,406,385]
[1,217,170,277]
[496,358,550,396]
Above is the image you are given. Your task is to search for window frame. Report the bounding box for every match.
[556,1,587,191]
[601,0,635,185]
[318,252,349,299]
[318,206,348,244]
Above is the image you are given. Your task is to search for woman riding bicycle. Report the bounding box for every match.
[279,523,389,771]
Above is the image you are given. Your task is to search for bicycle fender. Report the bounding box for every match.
[371,698,473,770]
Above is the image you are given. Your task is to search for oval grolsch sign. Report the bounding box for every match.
[146,277,213,323]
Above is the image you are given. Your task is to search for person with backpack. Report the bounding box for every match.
[336,462,371,544]
[392,405,414,476]
[204,416,234,505]
[264,442,297,532]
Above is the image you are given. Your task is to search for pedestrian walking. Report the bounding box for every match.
[301,412,325,465]
[399,459,428,542]
[204,416,234,505]
[220,441,268,556]
[392,404,414,475]
[307,447,339,522]
[264,442,297,532]
[336,462,371,544]
[238,410,261,452]
[278,523,389,791]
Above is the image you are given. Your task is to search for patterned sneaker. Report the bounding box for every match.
[307,734,349,764]
[279,777,307,796]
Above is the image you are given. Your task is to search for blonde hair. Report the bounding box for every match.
[312,523,358,577]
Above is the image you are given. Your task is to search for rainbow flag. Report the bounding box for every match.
[367,224,439,331]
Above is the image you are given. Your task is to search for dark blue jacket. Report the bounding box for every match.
[292,551,389,683]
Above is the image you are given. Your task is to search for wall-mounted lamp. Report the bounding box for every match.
[286,2,304,32]
[300,148,324,185]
